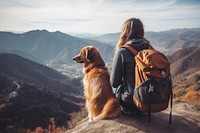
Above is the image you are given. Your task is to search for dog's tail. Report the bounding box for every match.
[95,98,121,120]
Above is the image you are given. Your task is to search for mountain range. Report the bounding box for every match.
[1,28,200,66]
[168,46,200,77]
[0,28,200,132]
[90,28,200,53]
[0,30,113,65]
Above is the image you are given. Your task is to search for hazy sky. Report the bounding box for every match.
[0,0,200,34]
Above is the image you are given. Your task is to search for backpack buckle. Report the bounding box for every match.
[161,70,167,77]
[149,84,154,92]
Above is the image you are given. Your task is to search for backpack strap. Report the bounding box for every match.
[147,44,154,49]
[123,44,138,55]
[169,77,173,125]
[123,42,153,55]
[148,85,152,123]
[169,91,173,125]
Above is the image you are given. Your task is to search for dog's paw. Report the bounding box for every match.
[93,116,100,121]
[88,114,94,122]
[88,118,93,122]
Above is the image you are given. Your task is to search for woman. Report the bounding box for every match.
[111,18,152,114]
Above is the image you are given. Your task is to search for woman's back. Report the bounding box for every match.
[111,39,149,88]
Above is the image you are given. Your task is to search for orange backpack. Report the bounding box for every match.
[123,44,173,124]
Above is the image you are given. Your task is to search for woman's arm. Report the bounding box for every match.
[110,49,124,88]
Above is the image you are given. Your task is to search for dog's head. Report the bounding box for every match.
[73,46,94,63]
[73,46,105,72]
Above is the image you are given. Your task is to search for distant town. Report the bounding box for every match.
[47,63,83,78]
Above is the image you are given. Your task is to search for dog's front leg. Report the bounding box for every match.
[88,113,93,121]
[86,100,93,121]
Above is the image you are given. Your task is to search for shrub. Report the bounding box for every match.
[183,84,190,89]
[194,83,200,91]
[177,90,187,97]
[194,74,200,82]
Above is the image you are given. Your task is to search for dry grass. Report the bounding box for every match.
[6,110,87,133]
[172,67,200,109]
[26,118,67,133]
[66,108,87,130]
[24,108,87,133]
[173,81,200,109]
[180,90,200,109]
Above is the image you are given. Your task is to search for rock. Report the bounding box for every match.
[66,100,200,133]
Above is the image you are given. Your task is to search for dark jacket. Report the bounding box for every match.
[111,39,149,89]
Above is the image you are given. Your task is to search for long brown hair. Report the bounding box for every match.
[115,18,145,52]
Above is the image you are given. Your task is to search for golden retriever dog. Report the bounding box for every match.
[73,46,121,120]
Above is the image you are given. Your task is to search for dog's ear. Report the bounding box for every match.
[86,47,96,61]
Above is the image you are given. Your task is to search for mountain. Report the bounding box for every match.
[0,53,80,94]
[168,46,200,77]
[90,33,120,46]
[67,32,99,38]
[167,46,200,109]
[91,28,200,53]
[0,30,114,65]
[0,53,84,132]
[146,28,200,52]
